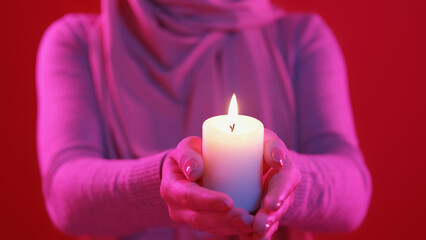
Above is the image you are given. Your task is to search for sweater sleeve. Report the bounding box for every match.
[279,15,372,232]
[36,15,173,237]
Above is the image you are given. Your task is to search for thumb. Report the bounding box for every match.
[263,129,287,170]
[173,137,204,181]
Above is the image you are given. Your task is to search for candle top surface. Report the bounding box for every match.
[203,115,264,135]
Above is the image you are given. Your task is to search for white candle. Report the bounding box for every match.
[202,94,264,212]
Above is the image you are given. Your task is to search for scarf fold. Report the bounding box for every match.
[88,0,296,159]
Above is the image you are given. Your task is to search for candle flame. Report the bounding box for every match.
[228,94,238,132]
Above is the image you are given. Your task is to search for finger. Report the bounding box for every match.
[253,194,294,234]
[161,154,187,181]
[235,226,255,235]
[172,136,204,181]
[261,158,300,212]
[207,227,239,236]
[253,221,279,240]
[229,209,254,234]
[170,208,248,232]
[238,232,253,240]
[263,129,288,170]
[165,181,234,211]
[263,161,271,175]
[161,155,234,211]
[252,209,273,235]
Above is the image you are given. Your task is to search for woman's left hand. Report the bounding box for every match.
[252,129,301,240]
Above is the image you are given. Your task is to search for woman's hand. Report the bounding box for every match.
[252,129,301,240]
[160,136,254,236]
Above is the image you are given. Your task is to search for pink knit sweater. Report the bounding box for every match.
[36,5,371,239]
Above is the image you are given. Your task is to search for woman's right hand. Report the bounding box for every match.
[160,136,254,237]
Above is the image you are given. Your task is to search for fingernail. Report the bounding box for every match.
[271,148,284,167]
[257,220,272,234]
[272,200,282,211]
[214,201,232,211]
[184,159,198,179]
[265,221,272,230]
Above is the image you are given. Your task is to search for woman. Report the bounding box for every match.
[36,0,372,239]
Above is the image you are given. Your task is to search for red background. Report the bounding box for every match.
[1,0,425,239]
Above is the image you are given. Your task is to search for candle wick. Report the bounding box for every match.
[230,123,235,133]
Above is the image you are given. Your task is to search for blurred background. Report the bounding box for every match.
[1,0,425,239]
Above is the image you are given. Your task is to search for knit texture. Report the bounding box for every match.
[36,3,372,239]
